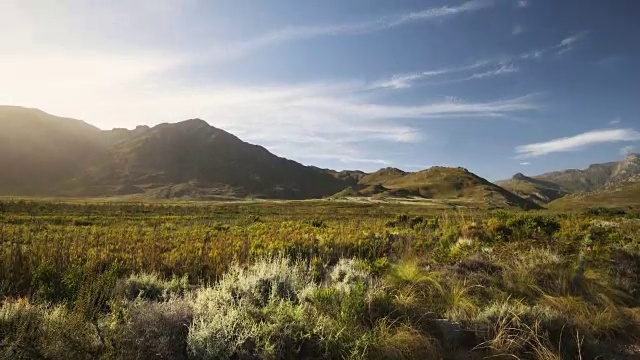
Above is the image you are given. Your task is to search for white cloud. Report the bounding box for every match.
[516,128,640,158]
[555,32,587,55]
[299,154,391,166]
[621,145,635,156]
[369,60,517,90]
[0,49,537,168]
[518,32,588,60]
[520,162,531,165]
[199,0,495,64]
[512,25,525,35]
[520,50,544,60]
[469,63,518,79]
[610,117,621,125]
[0,0,533,171]
[517,0,529,8]
[369,70,452,90]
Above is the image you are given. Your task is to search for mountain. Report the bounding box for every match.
[548,154,640,209]
[0,107,346,199]
[342,166,539,209]
[609,153,640,185]
[359,167,407,185]
[495,173,567,205]
[70,119,348,199]
[0,106,106,195]
[498,153,640,206]
[533,162,618,193]
[0,105,543,208]
[547,182,640,209]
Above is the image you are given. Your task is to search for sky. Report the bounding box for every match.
[1,0,640,180]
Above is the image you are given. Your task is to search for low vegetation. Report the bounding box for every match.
[1,200,639,359]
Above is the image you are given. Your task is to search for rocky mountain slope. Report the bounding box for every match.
[495,173,568,205]
[498,153,640,206]
[0,107,346,199]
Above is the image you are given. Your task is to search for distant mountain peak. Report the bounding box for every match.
[171,118,212,129]
[497,152,640,205]
[182,118,209,125]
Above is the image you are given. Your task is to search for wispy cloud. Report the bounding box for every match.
[204,0,495,63]
[369,60,518,90]
[0,0,536,171]
[517,0,529,8]
[516,128,640,158]
[469,63,519,79]
[512,25,525,35]
[520,162,531,165]
[621,145,635,156]
[555,32,588,55]
[368,69,458,90]
[610,117,621,125]
[519,32,588,60]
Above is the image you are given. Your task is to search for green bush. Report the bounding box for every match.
[116,273,189,301]
[106,298,193,360]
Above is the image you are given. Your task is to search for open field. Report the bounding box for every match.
[1,199,640,359]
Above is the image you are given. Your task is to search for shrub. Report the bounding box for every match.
[116,272,189,301]
[500,248,565,298]
[40,306,104,360]
[330,259,370,293]
[484,217,511,241]
[107,298,193,360]
[470,299,564,358]
[460,223,486,241]
[371,321,442,360]
[187,258,321,359]
[0,300,104,360]
[31,261,64,303]
[607,248,640,302]
[0,299,44,359]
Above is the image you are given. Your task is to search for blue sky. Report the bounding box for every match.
[1,0,639,180]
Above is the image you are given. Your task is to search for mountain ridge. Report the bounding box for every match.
[4,105,618,209]
[497,153,640,206]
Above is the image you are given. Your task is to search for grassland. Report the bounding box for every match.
[1,199,639,359]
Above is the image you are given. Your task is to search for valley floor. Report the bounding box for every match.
[1,200,639,359]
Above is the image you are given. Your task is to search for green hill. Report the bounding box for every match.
[548,181,640,209]
[355,166,538,209]
[359,167,407,185]
[495,173,567,205]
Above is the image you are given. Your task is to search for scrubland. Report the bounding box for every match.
[1,200,639,359]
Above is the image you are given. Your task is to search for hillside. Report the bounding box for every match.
[534,162,618,193]
[0,106,106,195]
[498,153,640,205]
[344,166,539,209]
[548,181,640,209]
[495,173,567,205]
[0,107,347,199]
[359,167,407,185]
[69,119,347,199]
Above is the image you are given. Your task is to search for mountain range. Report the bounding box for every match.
[2,105,639,209]
[496,153,640,207]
